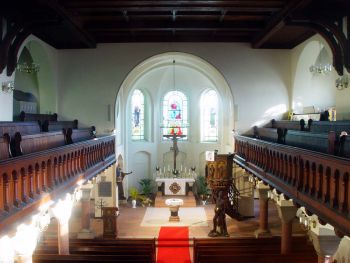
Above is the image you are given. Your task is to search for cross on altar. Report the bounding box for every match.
[163,132,186,174]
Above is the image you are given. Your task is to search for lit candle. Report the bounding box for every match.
[168,165,170,171]
[181,165,183,171]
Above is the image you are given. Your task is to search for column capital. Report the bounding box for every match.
[276,200,297,224]
[256,182,270,201]
[309,227,342,257]
[80,186,92,200]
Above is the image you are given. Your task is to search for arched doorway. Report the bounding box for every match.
[115,52,234,196]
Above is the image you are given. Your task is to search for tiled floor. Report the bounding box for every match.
[52,198,306,240]
[41,199,307,262]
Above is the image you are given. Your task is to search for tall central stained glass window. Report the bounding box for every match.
[162,90,188,140]
[131,89,144,140]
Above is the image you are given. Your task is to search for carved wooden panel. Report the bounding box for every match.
[102,207,118,239]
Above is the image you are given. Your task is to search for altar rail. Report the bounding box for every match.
[0,135,115,234]
[234,135,350,236]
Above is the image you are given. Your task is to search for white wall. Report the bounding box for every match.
[290,34,350,120]
[57,43,291,135]
[0,33,59,121]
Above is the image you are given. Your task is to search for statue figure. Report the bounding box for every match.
[208,190,229,237]
[116,165,132,200]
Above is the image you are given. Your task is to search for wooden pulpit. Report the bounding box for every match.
[206,153,239,221]
[206,153,234,189]
[102,207,118,239]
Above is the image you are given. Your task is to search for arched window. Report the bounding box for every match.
[201,89,218,142]
[131,89,144,140]
[162,91,188,140]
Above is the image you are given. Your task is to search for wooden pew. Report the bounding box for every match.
[270,120,301,131]
[340,135,350,158]
[285,130,329,154]
[66,128,93,144]
[0,121,41,136]
[33,254,151,263]
[254,127,340,155]
[34,238,156,263]
[19,111,57,123]
[310,121,350,134]
[43,120,78,132]
[193,237,317,263]
[196,253,317,263]
[19,131,66,155]
[0,134,11,160]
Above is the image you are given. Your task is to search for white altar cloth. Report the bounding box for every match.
[156,178,195,195]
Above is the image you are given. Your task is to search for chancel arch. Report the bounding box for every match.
[115,52,234,193]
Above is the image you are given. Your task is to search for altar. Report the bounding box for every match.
[156,178,195,196]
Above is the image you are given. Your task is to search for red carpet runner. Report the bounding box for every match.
[157,227,191,263]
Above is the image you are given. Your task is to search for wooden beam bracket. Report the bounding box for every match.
[288,18,350,76]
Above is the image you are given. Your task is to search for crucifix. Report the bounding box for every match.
[163,132,186,174]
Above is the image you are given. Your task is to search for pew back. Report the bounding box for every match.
[19,111,57,123]
[43,120,78,132]
[34,238,156,263]
[0,134,11,160]
[0,121,41,136]
[71,129,92,143]
[285,130,329,153]
[20,131,66,155]
[310,121,350,134]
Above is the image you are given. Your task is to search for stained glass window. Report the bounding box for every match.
[201,89,218,142]
[131,89,144,140]
[162,91,188,140]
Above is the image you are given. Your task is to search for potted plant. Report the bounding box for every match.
[139,178,154,197]
[129,187,139,208]
[196,175,210,205]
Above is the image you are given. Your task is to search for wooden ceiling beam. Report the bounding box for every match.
[67,7,282,13]
[39,0,96,48]
[85,20,263,30]
[62,1,285,8]
[95,35,252,43]
[89,27,260,32]
[288,18,350,75]
[252,0,312,48]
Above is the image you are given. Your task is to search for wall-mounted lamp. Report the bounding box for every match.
[1,81,15,93]
[336,75,348,90]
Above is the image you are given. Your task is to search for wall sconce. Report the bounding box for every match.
[1,81,15,93]
[336,75,348,90]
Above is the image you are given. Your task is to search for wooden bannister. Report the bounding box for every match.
[0,135,115,234]
[234,135,350,236]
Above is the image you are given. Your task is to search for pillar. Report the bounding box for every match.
[77,185,95,239]
[276,199,297,255]
[309,226,341,263]
[255,182,271,237]
[12,224,39,263]
[51,195,73,255]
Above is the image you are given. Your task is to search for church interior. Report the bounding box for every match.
[0,1,350,262]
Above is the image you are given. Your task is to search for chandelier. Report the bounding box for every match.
[309,46,332,74]
[16,62,40,73]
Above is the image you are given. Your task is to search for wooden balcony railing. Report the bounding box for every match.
[0,135,115,233]
[234,135,350,236]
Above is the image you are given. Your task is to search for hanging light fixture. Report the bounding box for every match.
[309,46,332,74]
[16,62,40,73]
[172,59,176,90]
